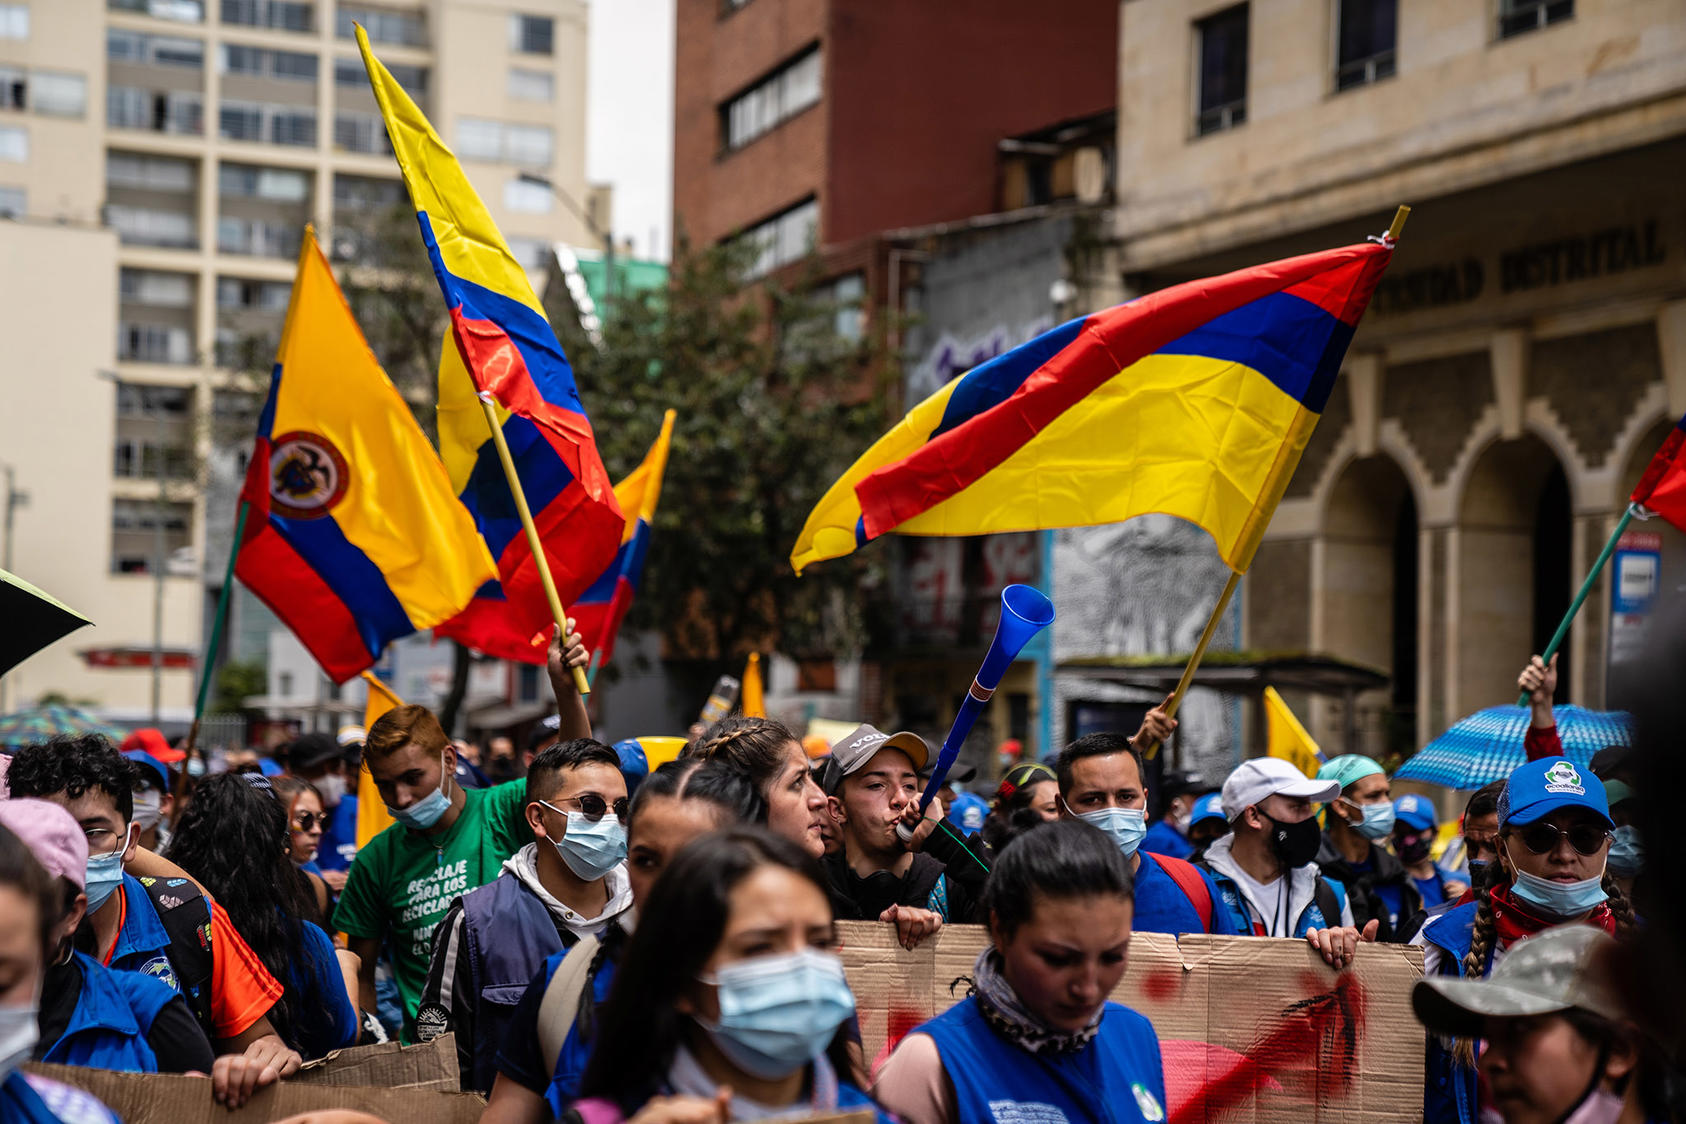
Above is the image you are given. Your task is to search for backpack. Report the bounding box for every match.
[1144,852,1213,930]
[135,875,215,1037]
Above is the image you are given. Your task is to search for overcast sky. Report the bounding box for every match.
[586,0,676,262]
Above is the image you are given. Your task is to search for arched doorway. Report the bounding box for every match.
[1320,455,1418,757]
[1455,435,1572,715]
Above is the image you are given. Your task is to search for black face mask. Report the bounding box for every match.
[1397,836,1433,865]
[1260,810,1322,868]
[1466,859,1490,890]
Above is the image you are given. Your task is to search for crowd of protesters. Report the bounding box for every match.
[0,625,1678,1124]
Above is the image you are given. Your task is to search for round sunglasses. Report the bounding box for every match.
[1512,820,1611,857]
[550,793,629,823]
[291,812,325,832]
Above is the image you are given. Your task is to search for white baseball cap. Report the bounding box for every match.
[1221,757,1341,820]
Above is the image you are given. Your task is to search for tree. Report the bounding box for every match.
[211,659,267,716]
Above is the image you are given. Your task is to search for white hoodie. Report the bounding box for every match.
[1201,833,1352,935]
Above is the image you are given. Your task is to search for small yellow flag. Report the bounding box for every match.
[741,653,766,719]
[355,671,404,846]
[1263,686,1324,779]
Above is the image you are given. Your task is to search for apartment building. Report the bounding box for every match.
[0,0,595,726]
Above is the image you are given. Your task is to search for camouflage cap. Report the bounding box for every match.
[1412,924,1625,1038]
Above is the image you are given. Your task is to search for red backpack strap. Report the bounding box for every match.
[1147,852,1214,931]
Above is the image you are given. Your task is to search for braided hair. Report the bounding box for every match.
[684,716,800,803]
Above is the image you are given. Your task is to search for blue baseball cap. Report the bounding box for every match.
[1190,791,1227,828]
[123,749,172,793]
[258,756,284,777]
[613,738,650,797]
[947,792,989,832]
[1499,757,1612,829]
[1393,793,1437,833]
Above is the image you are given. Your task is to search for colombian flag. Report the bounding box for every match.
[791,240,1393,575]
[572,410,676,668]
[356,28,623,663]
[235,230,497,682]
[1631,413,1686,533]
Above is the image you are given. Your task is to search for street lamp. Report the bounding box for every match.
[515,171,617,322]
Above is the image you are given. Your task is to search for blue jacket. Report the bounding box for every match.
[1419,902,1484,1124]
[920,996,1166,1124]
[1141,819,1194,861]
[0,1071,121,1124]
[40,951,176,1072]
[316,797,359,872]
[456,872,570,1092]
[542,945,621,1117]
[106,874,198,998]
[285,920,360,1059]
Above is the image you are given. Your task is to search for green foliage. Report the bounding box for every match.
[212,659,267,715]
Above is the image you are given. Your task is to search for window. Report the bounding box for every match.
[738,196,817,279]
[455,117,502,161]
[117,382,193,419]
[505,235,548,269]
[217,276,291,310]
[218,163,309,201]
[220,44,318,82]
[0,124,25,162]
[721,47,820,151]
[121,268,195,307]
[504,123,551,166]
[0,5,25,39]
[1498,0,1572,38]
[0,68,21,110]
[332,173,402,211]
[0,185,22,215]
[334,56,424,93]
[336,5,426,47]
[107,86,203,134]
[828,272,864,341]
[503,177,552,214]
[507,67,552,102]
[333,110,389,154]
[118,320,194,363]
[109,0,204,20]
[454,119,552,165]
[517,663,541,703]
[30,71,85,116]
[111,499,193,573]
[107,30,205,68]
[108,205,197,248]
[1334,0,1396,90]
[1194,4,1248,136]
[217,216,300,257]
[221,0,313,32]
[107,151,195,192]
[508,13,552,55]
[219,101,316,146]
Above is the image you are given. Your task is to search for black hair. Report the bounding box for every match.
[578,827,848,1110]
[628,758,763,829]
[8,735,136,825]
[165,773,316,1054]
[527,737,621,802]
[0,822,58,958]
[1055,731,1145,800]
[983,820,1134,940]
[1465,779,1504,822]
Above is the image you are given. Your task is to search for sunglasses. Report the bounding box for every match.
[292,812,324,832]
[552,793,629,823]
[1512,821,1611,857]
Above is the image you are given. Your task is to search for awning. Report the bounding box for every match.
[1058,652,1388,697]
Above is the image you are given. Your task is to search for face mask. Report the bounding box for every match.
[85,825,133,913]
[0,1002,39,1084]
[131,790,163,832]
[316,774,347,808]
[696,948,855,1080]
[1607,826,1643,879]
[1562,1090,1627,1124]
[1347,800,1395,841]
[1260,810,1322,869]
[1078,807,1148,859]
[542,803,627,882]
[388,756,452,831]
[1396,835,1433,865]
[1466,859,1490,889]
[1507,854,1608,918]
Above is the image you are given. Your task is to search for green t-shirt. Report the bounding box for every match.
[332,779,531,1036]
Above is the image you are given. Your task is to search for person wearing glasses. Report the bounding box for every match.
[416,738,633,1094]
[1415,756,1637,1124]
[271,775,334,921]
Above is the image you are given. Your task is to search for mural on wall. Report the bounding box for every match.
[908,316,1054,401]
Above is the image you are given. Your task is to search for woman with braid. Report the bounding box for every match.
[1416,757,1637,1124]
[687,717,835,859]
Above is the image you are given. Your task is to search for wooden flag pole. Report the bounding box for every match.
[475,392,591,696]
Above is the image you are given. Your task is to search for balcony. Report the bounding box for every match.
[219,101,317,148]
[108,205,199,249]
[107,86,204,135]
[109,0,205,22]
[220,0,313,32]
[217,216,302,258]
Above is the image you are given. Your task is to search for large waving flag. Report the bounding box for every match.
[791,240,1393,574]
[235,230,497,682]
[356,28,623,663]
[572,410,676,669]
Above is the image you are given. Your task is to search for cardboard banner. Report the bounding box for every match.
[288,1033,461,1091]
[838,921,1425,1124]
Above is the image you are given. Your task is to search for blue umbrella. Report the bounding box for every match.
[1395,704,1634,790]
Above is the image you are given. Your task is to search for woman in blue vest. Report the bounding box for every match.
[875,819,1168,1124]
[0,820,124,1124]
[566,827,891,1124]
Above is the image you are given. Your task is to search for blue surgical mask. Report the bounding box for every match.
[388,756,452,831]
[1078,807,1148,859]
[1509,865,1608,918]
[696,948,856,1080]
[542,802,627,882]
[1607,826,1643,879]
[1349,801,1395,841]
[85,826,132,913]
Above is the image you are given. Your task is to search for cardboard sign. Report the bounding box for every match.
[289,1033,461,1091]
[838,921,1425,1124]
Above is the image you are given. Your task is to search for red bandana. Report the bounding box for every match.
[1489,884,1616,951]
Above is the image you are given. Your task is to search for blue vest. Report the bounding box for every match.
[920,997,1167,1124]
[1141,820,1194,861]
[543,946,622,1117]
[1,1071,122,1124]
[106,875,200,1002]
[459,873,570,1093]
[42,951,175,1073]
[1207,871,1347,938]
[1419,902,1483,1124]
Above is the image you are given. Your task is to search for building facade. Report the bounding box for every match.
[0,0,596,725]
[1103,0,1686,770]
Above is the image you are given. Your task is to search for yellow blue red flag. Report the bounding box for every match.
[235,229,496,682]
[791,240,1394,574]
[356,27,623,663]
[572,410,676,667]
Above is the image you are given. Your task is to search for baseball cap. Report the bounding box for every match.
[0,797,89,889]
[949,792,989,832]
[1393,793,1437,833]
[1317,754,1385,793]
[122,727,185,765]
[1221,757,1341,820]
[1413,925,1624,1039]
[1499,757,1612,830]
[613,738,650,795]
[525,713,562,754]
[1189,791,1227,829]
[123,749,172,793]
[1159,770,1207,800]
[287,733,343,772]
[336,726,366,747]
[921,761,976,786]
[822,724,929,794]
[1588,744,1633,780]
[1601,780,1635,809]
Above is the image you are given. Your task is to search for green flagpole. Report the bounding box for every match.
[1516,502,1640,706]
[186,500,249,754]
